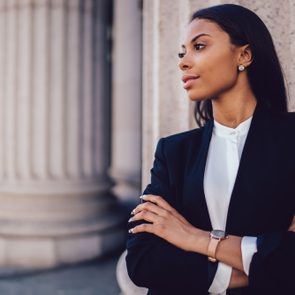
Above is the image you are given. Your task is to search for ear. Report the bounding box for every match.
[238,44,253,67]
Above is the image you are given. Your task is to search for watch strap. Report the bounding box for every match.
[207,236,220,262]
[207,231,229,262]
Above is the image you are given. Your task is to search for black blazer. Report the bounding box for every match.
[126,103,295,295]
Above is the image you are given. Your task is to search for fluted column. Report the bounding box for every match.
[110,0,142,202]
[0,0,124,268]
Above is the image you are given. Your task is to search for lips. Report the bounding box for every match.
[182,74,199,89]
[182,74,199,83]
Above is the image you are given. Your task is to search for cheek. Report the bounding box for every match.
[189,56,237,99]
[206,56,236,85]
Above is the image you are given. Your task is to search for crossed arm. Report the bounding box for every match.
[128,194,295,289]
[126,138,295,292]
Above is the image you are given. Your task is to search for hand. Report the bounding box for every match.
[288,215,295,232]
[128,194,201,252]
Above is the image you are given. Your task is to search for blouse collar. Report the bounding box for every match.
[213,115,253,138]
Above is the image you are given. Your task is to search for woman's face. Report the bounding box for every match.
[179,18,242,101]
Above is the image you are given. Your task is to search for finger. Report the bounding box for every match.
[141,195,188,222]
[128,223,154,234]
[133,201,168,217]
[288,215,295,231]
[129,210,161,223]
[141,195,177,214]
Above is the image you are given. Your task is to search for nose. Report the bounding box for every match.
[178,55,193,71]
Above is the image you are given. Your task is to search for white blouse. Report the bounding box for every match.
[204,116,258,295]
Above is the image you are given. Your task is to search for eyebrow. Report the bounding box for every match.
[181,33,212,48]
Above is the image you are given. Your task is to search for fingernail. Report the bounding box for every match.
[128,217,133,222]
[128,228,134,234]
[131,209,135,215]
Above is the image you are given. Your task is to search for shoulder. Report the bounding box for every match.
[277,111,295,121]
[157,126,206,159]
[283,111,295,124]
[263,111,295,149]
[161,127,203,148]
[163,128,202,142]
[273,110,295,120]
[271,111,295,131]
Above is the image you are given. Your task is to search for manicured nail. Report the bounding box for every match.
[128,217,133,222]
[128,228,134,234]
[131,209,135,215]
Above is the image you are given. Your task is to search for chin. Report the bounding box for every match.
[187,93,205,102]
[187,89,214,103]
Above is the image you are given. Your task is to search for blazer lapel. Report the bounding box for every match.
[225,104,273,235]
[182,118,214,231]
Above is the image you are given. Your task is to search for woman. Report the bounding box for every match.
[126,4,295,295]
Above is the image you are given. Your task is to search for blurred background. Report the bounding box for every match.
[0,0,294,294]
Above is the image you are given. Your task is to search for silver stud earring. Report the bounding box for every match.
[238,64,245,71]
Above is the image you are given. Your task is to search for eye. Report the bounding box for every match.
[178,43,206,58]
[194,43,206,50]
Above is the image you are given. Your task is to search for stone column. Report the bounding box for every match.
[110,0,142,202]
[0,0,124,269]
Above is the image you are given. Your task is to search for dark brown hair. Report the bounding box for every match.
[191,4,288,126]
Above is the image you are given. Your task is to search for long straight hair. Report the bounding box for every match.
[191,4,289,126]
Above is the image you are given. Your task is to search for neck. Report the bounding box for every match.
[212,92,257,129]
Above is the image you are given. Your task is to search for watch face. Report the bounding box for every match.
[211,230,226,238]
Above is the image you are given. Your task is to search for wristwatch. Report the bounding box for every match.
[207,229,229,262]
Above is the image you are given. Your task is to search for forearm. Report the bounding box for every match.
[190,214,295,268]
[228,268,248,289]
[189,228,244,272]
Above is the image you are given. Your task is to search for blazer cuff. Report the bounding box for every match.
[241,236,258,275]
[208,262,232,294]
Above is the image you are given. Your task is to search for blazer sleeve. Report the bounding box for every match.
[125,138,210,293]
[248,231,295,293]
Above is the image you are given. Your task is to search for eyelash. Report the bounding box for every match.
[194,43,205,50]
[178,43,206,58]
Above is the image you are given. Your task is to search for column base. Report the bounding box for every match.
[0,225,125,269]
[0,182,128,269]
